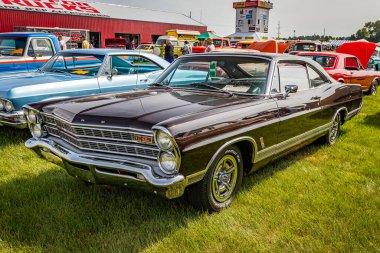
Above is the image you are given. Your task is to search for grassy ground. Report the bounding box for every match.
[0,95,379,253]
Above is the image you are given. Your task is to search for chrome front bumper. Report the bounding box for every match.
[25,138,186,199]
[0,110,27,128]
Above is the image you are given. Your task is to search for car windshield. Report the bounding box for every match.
[0,37,27,56]
[40,53,105,76]
[155,56,270,95]
[294,43,317,52]
[303,55,337,68]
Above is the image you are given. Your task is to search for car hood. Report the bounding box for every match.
[43,89,258,131]
[337,41,377,67]
[0,72,92,94]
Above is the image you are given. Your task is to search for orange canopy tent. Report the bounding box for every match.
[247,40,290,54]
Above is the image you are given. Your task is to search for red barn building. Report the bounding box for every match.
[0,0,207,48]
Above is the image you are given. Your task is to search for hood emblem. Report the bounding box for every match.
[101,121,106,124]
[81,119,85,122]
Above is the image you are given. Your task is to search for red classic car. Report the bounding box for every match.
[298,51,379,95]
[191,38,231,53]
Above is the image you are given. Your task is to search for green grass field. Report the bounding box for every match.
[0,95,379,253]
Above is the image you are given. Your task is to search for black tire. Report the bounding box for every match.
[368,83,377,96]
[187,145,243,212]
[322,113,342,145]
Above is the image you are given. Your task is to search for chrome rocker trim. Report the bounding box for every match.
[25,138,186,199]
[0,110,27,128]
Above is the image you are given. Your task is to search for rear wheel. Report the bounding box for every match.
[369,83,377,95]
[187,145,243,212]
[323,113,342,145]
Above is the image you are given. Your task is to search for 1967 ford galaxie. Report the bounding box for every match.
[24,53,362,212]
[0,49,169,128]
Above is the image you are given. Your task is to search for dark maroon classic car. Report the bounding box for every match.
[24,53,363,212]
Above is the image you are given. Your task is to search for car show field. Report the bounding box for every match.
[0,0,380,252]
[0,94,378,252]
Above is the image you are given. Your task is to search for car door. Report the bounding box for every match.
[27,38,55,71]
[97,54,139,93]
[271,61,323,144]
[345,57,370,89]
[134,55,164,88]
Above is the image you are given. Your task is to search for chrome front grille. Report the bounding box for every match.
[42,114,159,160]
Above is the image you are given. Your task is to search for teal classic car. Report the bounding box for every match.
[0,49,169,128]
[0,32,61,75]
[368,47,380,70]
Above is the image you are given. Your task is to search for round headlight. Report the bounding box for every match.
[30,123,44,139]
[4,100,14,112]
[158,151,178,174]
[0,100,4,111]
[26,110,38,124]
[156,131,174,151]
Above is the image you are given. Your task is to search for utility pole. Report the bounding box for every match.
[277,21,281,39]
[293,30,296,39]
[190,11,192,18]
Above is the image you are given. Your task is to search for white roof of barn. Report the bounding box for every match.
[0,0,206,27]
[88,1,205,27]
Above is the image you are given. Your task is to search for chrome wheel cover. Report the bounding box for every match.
[371,85,377,95]
[211,155,238,203]
[329,115,340,144]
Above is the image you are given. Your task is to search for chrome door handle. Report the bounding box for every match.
[311,96,321,100]
[140,79,148,82]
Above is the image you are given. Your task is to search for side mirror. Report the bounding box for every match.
[105,68,118,79]
[284,85,298,98]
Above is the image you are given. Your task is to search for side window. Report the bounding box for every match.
[345,57,360,70]
[135,56,162,74]
[271,66,281,93]
[28,38,54,57]
[110,55,135,75]
[223,40,229,47]
[278,62,310,91]
[307,65,326,88]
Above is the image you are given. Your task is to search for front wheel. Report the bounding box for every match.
[187,145,243,212]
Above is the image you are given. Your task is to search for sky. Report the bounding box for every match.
[90,0,380,38]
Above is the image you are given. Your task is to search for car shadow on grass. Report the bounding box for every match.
[0,126,30,149]
[0,169,199,253]
[362,112,380,128]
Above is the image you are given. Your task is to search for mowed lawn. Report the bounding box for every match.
[0,95,379,253]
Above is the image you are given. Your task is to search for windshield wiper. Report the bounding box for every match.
[189,82,234,96]
[149,83,172,90]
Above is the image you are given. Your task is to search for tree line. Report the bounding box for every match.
[287,20,380,42]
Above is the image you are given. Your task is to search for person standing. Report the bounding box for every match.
[164,39,174,63]
[81,35,90,49]
[58,35,67,50]
[205,38,216,52]
[131,39,136,50]
[181,40,192,55]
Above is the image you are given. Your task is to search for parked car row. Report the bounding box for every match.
[0,31,372,212]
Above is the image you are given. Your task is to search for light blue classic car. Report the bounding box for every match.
[0,32,61,75]
[0,49,169,128]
